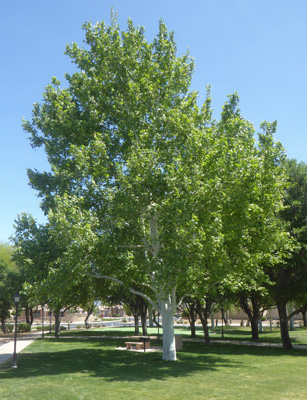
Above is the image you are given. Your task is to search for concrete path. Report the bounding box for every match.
[0,331,41,366]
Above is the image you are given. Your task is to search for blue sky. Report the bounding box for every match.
[1,0,306,242]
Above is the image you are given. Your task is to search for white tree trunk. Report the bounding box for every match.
[161,305,176,361]
[95,212,179,361]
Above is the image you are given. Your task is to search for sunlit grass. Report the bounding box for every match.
[0,335,306,400]
[56,325,307,346]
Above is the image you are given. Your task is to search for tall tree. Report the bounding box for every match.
[23,16,289,360]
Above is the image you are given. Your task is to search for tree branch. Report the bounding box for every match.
[91,273,160,312]
[117,245,146,248]
[287,305,307,321]
[129,288,160,311]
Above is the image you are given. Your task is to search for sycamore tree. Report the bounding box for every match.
[23,16,289,360]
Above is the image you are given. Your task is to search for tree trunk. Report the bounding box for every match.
[277,303,293,349]
[199,313,210,344]
[211,312,215,330]
[189,317,196,338]
[240,295,259,340]
[302,311,307,327]
[181,298,198,338]
[221,308,229,325]
[84,312,91,329]
[123,293,141,335]
[133,313,139,335]
[140,309,147,336]
[25,306,34,325]
[249,316,260,340]
[161,306,176,361]
[147,215,176,360]
[1,318,7,333]
[25,306,30,324]
[138,296,148,336]
[84,304,94,329]
[287,304,295,331]
[148,304,154,327]
[196,301,211,344]
[54,312,61,338]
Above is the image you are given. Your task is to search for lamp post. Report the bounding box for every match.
[41,304,45,339]
[11,292,21,368]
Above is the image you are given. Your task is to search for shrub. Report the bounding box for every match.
[36,324,55,331]
[17,323,31,333]
[5,324,14,333]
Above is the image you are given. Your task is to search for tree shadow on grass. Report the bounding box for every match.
[0,337,306,381]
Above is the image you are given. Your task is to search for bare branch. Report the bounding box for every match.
[117,245,146,248]
[131,280,158,295]
[129,288,160,311]
[287,306,307,321]
[91,273,160,312]
[91,274,124,286]
[176,293,194,309]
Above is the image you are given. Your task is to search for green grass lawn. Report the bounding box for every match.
[180,325,307,345]
[57,324,307,346]
[209,325,307,345]
[0,330,306,400]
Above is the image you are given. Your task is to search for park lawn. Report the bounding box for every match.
[0,336,306,400]
[196,326,307,345]
[57,325,307,346]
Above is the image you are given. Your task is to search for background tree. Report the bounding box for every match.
[0,243,20,332]
[11,212,107,337]
[268,159,307,348]
[105,283,149,335]
[227,271,274,340]
[11,213,63,327]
